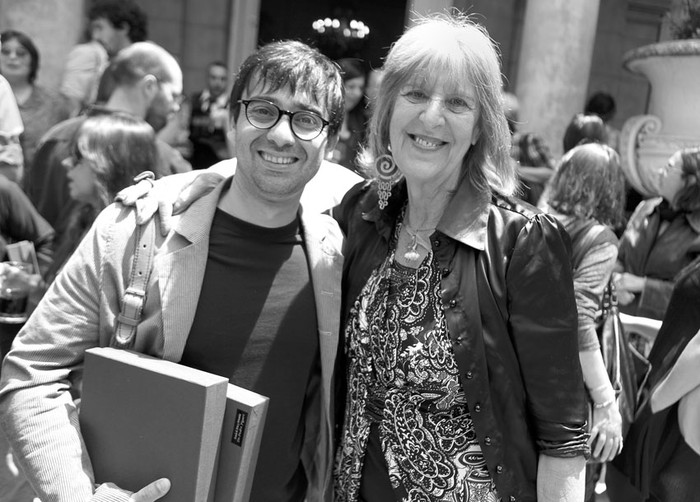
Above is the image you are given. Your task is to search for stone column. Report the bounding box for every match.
[227,0,260,77]
[515,0,601,159]
[0,0,85,90]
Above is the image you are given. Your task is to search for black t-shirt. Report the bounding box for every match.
[182,209,319,501]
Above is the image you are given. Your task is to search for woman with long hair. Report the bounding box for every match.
[614,146,700,322]
[48,113,157,282]
[541,142,628,501]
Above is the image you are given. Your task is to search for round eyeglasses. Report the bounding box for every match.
[237,99,330,141]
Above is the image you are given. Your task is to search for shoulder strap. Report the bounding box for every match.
[570,221,607,270]
[111,218,157,349]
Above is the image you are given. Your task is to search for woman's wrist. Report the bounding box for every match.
[593,397,616,409]
[587,382,616,405]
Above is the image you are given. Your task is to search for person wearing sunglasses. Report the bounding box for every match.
[0,40,358,502]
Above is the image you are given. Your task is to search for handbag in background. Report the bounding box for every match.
[596,281,651,438]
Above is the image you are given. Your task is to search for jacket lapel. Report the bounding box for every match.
[156,183,227,361]
[300,208,343,410]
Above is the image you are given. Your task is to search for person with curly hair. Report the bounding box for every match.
[540,142,628,501]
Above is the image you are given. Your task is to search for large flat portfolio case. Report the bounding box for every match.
[213,384,269,502]
[80,347,228,502]
[80,347,269,502]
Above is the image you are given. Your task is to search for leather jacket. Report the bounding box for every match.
[334,176,589,502]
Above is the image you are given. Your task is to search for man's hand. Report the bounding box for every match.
[129,478,171,502]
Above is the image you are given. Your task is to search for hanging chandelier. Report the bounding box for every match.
[311,17,370,40]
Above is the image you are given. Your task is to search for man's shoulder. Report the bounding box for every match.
[301,161,363,213]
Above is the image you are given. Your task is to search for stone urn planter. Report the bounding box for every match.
[620,39,700,197]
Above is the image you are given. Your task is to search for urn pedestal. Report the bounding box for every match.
[620,40,700,197]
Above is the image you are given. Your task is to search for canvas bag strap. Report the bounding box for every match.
[111,217,157,349]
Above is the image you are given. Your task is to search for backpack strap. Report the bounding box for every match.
[111,217,157,349]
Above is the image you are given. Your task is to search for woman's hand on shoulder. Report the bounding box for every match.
[115,170,225,236]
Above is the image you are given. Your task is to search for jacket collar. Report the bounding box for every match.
[361,175,491,251]
[436,174,490,251]
[169,176,335,246]
[170,178,230,244]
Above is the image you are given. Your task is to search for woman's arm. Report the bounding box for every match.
[579,349,622,461]
[537,454,586,502]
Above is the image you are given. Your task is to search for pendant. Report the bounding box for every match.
[404,233,421,262]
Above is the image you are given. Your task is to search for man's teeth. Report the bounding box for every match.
[261,152,295,164]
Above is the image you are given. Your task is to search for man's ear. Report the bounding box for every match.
[226,125,236,155]
[141,74,159,101]
[325,134,339,155]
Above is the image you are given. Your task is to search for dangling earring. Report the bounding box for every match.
[375,153,398,210]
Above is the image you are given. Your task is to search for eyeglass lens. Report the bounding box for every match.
[242,99,326,140]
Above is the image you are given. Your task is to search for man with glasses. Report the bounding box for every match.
[0,40,357,502]
[26,41,191,245]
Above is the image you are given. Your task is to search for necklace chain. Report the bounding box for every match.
[402,222,434,263]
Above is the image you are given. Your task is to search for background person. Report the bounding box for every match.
[188,61,230,170]
[607,257,700,502]
[563,113,607,154]
[60,0,148,116]
[0,70,24,184]
[503,91,556,206]
[0,30,70,189]
[585,91,620,152]
[614,147,700,324]
[47,113,157,283]
[327,58,367,176]
[28,41,188,243]
[364,67,383,118]
[539,142,627,501]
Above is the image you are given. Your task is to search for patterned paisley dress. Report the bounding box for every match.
[335,221,500,502]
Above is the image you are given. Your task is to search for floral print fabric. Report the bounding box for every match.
[335,223,499,502]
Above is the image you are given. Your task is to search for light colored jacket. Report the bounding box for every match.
[0,180,344,502]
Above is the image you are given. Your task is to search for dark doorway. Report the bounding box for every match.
[258,0,406,71]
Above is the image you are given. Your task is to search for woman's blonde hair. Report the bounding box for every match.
[359,12,515,195]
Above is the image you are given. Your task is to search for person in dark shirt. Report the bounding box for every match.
[0,40,348,502]
[188,61,230,169]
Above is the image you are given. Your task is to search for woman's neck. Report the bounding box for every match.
[7,78,32,105]
[404,178,459,230]
[405,190,453,230]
